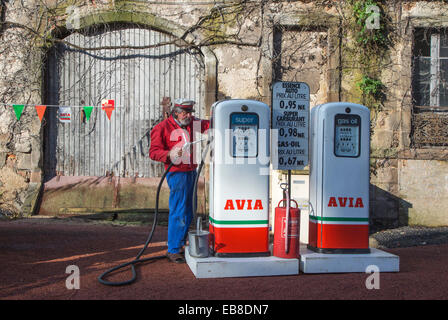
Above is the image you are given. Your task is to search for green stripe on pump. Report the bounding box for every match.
[209,217,268,225]
[309,215,368,222]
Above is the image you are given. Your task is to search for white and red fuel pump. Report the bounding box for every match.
[308,102,370,253]
[208,99,271,257]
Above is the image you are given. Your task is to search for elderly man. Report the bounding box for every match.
[149,98,210,263]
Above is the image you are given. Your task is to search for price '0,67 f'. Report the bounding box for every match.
[278,157,304,166]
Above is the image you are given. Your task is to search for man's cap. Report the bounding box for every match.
[174,98,195,112]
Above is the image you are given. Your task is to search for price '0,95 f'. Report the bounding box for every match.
[279,100,306,110]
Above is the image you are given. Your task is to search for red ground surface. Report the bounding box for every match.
[1,218,448,303]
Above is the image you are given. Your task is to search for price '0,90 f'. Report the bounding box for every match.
[279,100,296,109]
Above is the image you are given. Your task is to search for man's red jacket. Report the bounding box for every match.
[149,115,210,172]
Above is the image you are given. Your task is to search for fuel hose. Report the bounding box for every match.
[97,162,174,286]
[191,136,212,232]
[98,135,211,286]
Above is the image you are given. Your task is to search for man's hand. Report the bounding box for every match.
[169,147,183,164]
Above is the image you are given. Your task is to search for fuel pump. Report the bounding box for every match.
[208,99,270,257]
[308,102,370,253]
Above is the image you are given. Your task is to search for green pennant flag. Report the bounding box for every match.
[83,106,94,122]
[12,104,25,121]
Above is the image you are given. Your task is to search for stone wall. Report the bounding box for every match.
[366,2,448,228]
[0,0,446,228]
[0,0,45,217]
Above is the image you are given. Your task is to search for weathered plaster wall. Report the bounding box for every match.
[399,160,448,226]
[215,46,262,99]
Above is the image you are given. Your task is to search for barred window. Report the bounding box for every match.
[412,28,448,147]
[414,28,448,107]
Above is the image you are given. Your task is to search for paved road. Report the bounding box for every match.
[1,218,447,304]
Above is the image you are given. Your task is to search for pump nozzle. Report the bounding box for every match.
[182,138,206,152]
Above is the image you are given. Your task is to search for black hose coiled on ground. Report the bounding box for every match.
[98,163,174,286]
[98,131,212,286]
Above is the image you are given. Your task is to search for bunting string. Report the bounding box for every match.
[0,103,125,108]
[0,100,165,123]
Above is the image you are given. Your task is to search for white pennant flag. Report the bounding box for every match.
[59,106,72,123]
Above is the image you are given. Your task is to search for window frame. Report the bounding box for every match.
[413,28,448,110]
[411,28,448,148]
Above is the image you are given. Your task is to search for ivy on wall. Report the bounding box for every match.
[348,0,392,113]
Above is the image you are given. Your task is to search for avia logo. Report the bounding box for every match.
[224,199,264,210]
[328,197,364,208]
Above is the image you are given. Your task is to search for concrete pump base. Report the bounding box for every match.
[299,245,400,273]
[185,246,299,278]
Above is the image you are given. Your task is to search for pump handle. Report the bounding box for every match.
[277,199,299,209]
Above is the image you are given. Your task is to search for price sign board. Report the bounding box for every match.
[272,81,310,170]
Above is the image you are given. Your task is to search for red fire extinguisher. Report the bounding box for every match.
[273,190,300,259]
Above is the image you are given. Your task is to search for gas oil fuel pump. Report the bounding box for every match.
[308,102,370,253]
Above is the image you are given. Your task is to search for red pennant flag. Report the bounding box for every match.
[35,105,47,122]
[101,99,115,120]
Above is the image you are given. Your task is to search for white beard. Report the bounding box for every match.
[178,117,191,127]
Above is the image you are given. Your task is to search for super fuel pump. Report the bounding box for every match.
[208,100,270,257]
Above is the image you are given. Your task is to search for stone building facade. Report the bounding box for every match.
[0,0,447,228]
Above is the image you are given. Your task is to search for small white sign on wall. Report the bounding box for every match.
[58,106,72,123]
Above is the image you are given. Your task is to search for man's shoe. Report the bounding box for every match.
[167,252,186,264]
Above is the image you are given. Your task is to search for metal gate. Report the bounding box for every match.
[44,24,205,180]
